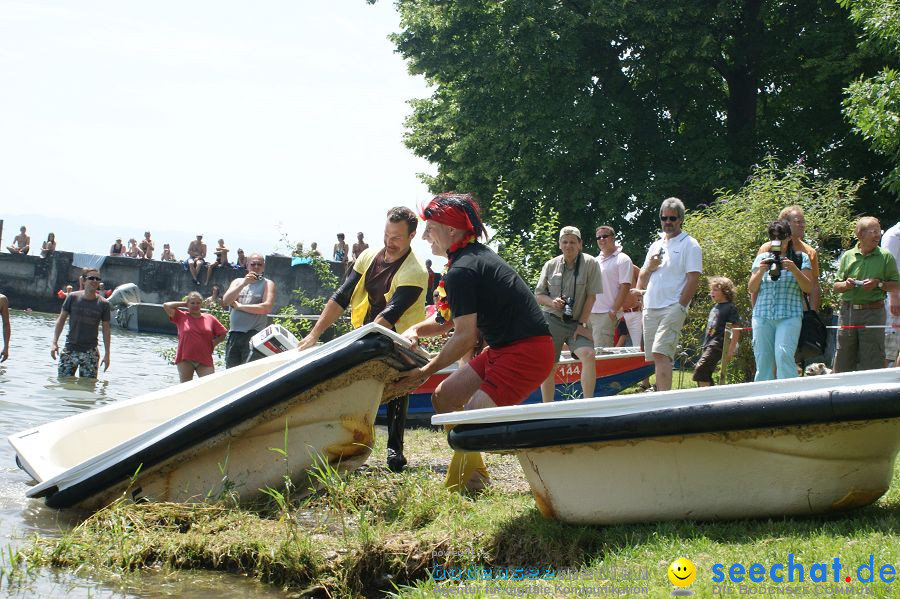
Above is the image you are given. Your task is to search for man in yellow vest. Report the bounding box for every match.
[298,206,427,471]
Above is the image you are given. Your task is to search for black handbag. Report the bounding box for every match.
[795,296,827,362]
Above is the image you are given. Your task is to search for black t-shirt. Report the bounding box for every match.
[701,301,741,349]
[62,292,110,352]
[443,243,550,348]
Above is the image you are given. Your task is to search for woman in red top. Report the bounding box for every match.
[163,291,228,382]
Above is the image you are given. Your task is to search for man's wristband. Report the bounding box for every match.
[579,321,590,328]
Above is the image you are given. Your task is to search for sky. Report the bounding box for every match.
[0,0,445,265]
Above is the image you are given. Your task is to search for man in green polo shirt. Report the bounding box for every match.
[832,216,900,372]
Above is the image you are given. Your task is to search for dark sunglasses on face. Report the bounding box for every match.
[596,234,612,240]
[83,276,102,282]
[249,261,264,266]
[660,216,679,222]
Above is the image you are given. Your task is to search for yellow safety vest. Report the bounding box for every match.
[350,247,427,334]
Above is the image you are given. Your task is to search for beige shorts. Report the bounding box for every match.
[589,312,617,348]
[643,303,688,361]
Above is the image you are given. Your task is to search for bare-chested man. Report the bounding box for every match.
[204,238,229,285]
[352,232,369,260]
[0,293,10,362]
[138,231,155,260]
[187,234,207,285]
[7,226,30,255]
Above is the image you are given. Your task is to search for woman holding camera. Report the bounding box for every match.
[748,219,812,381]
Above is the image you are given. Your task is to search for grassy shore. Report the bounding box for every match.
[4,415,898,598]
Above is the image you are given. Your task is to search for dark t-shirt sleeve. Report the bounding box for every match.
[378,286,422,327]
[61,294,73,313]
[331,270,362,309]
[101,300,111,322]
[444,267,480,319]
[725,303,741,326]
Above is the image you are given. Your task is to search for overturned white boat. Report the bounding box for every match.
[9,324,427,509]
[435,369,900,525]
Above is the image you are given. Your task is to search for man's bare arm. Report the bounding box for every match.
[679,272,701,307]
[234,280,276,314]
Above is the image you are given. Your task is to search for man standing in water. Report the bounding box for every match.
[637,197,702,391]
[399,193,554,492]
[0,293,9,362]
[297,207,427,473]
[50,268,111,377]
[222,253,276,368]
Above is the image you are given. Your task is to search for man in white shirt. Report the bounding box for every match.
[883,221,900,366]
[637,197,703,391]
[590,225,634,348]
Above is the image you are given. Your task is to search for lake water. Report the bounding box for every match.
[0,310,285,598]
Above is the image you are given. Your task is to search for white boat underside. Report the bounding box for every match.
[519,418,900,524]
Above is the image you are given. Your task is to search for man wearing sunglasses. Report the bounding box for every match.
[223,253,276,368]
[590,226,636,349]
[50,268,111,378]
[637,198,703,391]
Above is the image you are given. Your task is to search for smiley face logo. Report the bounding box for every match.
[668,557,697,587]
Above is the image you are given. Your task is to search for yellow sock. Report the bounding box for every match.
[445,450,490,492]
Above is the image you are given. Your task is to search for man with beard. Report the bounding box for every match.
[298,207,427,472]
[637,197,702,391]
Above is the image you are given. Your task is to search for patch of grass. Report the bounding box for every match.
[13,427,900,598]
[620,368,699,394]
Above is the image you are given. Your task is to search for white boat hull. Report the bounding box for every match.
[10,324,426,509]
[437,369,900,524]
[519,418,899,524]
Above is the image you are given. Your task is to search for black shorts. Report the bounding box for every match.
[692,344,723,383]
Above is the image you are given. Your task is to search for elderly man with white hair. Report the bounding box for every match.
[832,217,899,372]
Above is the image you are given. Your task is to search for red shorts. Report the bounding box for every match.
[468,335,554,406]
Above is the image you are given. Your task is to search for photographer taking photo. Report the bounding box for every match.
[222,253,276,368]
[535,226,603,402]
[748,219,812,381]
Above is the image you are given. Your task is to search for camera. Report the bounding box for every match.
[765,239,783,281]
[561,295,575,321]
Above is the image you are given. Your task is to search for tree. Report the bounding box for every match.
[488,178,560,288]
[381,0,896,254]
[840,0,900,195]
[681,159,859,381]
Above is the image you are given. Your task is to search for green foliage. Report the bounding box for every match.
[272,256,352,339]
[840,0,900,194]
[385,0,897,249]
[682,159,859,379]
[488,177,560,288]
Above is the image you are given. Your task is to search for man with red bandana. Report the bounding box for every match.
[399,193,554,492]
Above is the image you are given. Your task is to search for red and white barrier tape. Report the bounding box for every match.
[730,324,900,332]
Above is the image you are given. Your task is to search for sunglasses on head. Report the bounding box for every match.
[83,275,102,282]
[596,234,612,240]
[660,216,679,222]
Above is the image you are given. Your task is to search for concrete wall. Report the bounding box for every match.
[0,252,342,314]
